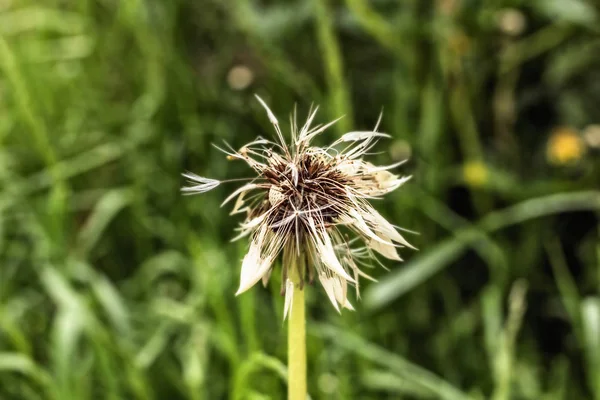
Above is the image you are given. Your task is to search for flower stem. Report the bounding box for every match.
[288,266,306,400]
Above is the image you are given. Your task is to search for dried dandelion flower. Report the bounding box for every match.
[183,96,414,318]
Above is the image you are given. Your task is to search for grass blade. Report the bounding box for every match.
[312,324,473,400]
[366,191,600,310]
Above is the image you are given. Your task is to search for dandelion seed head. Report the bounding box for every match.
[182,96,414,316]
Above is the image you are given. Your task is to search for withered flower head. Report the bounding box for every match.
[183,96,414,318]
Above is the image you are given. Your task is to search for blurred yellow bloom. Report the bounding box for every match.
[546,127,586,165]
[463,161,488,187]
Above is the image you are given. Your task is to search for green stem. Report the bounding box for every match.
[288,267,306,400]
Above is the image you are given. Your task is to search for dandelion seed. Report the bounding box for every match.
[182,96,413,316]
[181,173,221,194]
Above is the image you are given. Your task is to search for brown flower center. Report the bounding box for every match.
[265,153,350,228]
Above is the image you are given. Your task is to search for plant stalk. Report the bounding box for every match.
[288,266,306,400]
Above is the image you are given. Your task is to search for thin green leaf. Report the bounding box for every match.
[581,297,600,398]
[312,324,473,400]
[76,189,133,256]
[365,191,600,310]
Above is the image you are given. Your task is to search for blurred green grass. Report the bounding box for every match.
[1,0,600,399]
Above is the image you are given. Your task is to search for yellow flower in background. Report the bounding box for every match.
[546,127,586,165]
[463,161,488,187]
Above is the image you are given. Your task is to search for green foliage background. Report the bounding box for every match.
[1,0,600,399]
